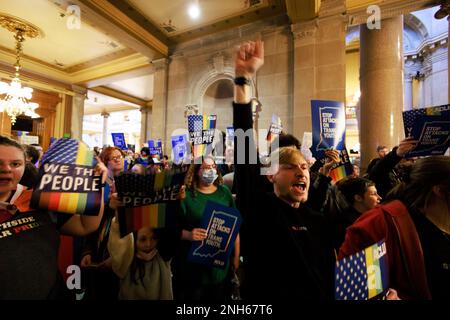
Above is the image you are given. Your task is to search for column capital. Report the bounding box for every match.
[140,105,151,114]
[101,111,110,118]
[152,58,170,71]
[71,85,87,96]
[291,19,318,45]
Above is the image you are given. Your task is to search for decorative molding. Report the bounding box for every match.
[79,0,168,56]
[0,14,43,39]
[71,84,87,96]
[152,57,169,71]
[100,111,110,118]
[347,0,436,27]
[291,19,318,45]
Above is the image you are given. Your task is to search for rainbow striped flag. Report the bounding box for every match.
[335,240,389,300]
[115,169,186,237]
[328,148,354,183]
[31,138,102,216]
[266,114,283,143]
[188,114,217,158]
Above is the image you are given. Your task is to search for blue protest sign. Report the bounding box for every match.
[188,201,242,269]
[111,133,127,150]
[311,100,346,159]
[402,104,450,157]
[171,135,187,164]
[148,139,163,160]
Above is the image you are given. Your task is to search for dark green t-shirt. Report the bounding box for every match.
[180,184,236,285]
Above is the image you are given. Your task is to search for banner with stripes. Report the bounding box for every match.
[188,114,217,158]
[31,138,102,216]
[335,240,389,300]
[115,169,187,237]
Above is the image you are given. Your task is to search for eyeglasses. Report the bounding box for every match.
[110,155,123,162]
[201,164,217,170]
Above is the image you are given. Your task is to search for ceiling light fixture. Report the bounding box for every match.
[0,14,41,124]
[188,1,201,20]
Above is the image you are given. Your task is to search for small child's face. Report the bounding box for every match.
[136,228,158,254]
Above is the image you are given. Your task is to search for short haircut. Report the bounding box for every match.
[338,177,375,205]
[0,136,26,160]
[24,145,40,165]
[377,145,387,152]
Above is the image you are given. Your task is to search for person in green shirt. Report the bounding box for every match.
[173,156,240,301]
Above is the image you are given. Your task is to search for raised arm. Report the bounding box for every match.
[233,40,266,219]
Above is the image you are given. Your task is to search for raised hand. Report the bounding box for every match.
[235,40,264,78]
[396,137,418,157]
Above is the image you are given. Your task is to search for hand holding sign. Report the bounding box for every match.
[188,201,242,269]
[396,137,418,157]
[189,228,208,241]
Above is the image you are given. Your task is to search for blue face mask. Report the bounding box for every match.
[201,169,218,185]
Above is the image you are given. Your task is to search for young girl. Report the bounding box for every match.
[108,218,179,300]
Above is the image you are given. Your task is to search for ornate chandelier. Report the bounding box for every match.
[0,14,41,125]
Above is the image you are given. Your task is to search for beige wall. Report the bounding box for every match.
[164,20,293,157]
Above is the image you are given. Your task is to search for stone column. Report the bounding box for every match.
[418,77,425,108]
[404,74,413,111]
[359,16,404,172]
[70,85,87,141]
[101,112,110,147]
[151,58,169,154]
[139,104,152,148]
[291,0,347,141]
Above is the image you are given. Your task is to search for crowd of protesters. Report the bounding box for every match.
[0,39,448,301]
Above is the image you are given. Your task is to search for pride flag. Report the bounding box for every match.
[115,169,186,237]
[328,148,354,183]
[266,114,283,144]
[31,138,102,216]
[188,114,217,158]
[335,240,389,300]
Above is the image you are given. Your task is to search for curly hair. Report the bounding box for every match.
[99,146,124,164]
[184,156,223,196]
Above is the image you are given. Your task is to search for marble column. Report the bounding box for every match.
[418,78,425,108]
[101,112,110,147]
[404,74,413,111]
[139,104,152,148]
[70,85,86,141]
[291,0,347,141]
[359,16,404,172]
[151,58,169,154]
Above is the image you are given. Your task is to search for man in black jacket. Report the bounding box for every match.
[233,40,334,301]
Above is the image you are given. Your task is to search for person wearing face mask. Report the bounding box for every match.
[172,156,240,301]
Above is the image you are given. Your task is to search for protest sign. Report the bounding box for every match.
[402,104,450,157]
[171,134,188,164]
[311,100,346,159]
[335,240,389,300]
[188,201,242,269]
[111,133,127,150]
[188,114,217,158]
[31,138,102,216]
[114,169,187,237]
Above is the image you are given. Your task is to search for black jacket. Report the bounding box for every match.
[233,102,334,301]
